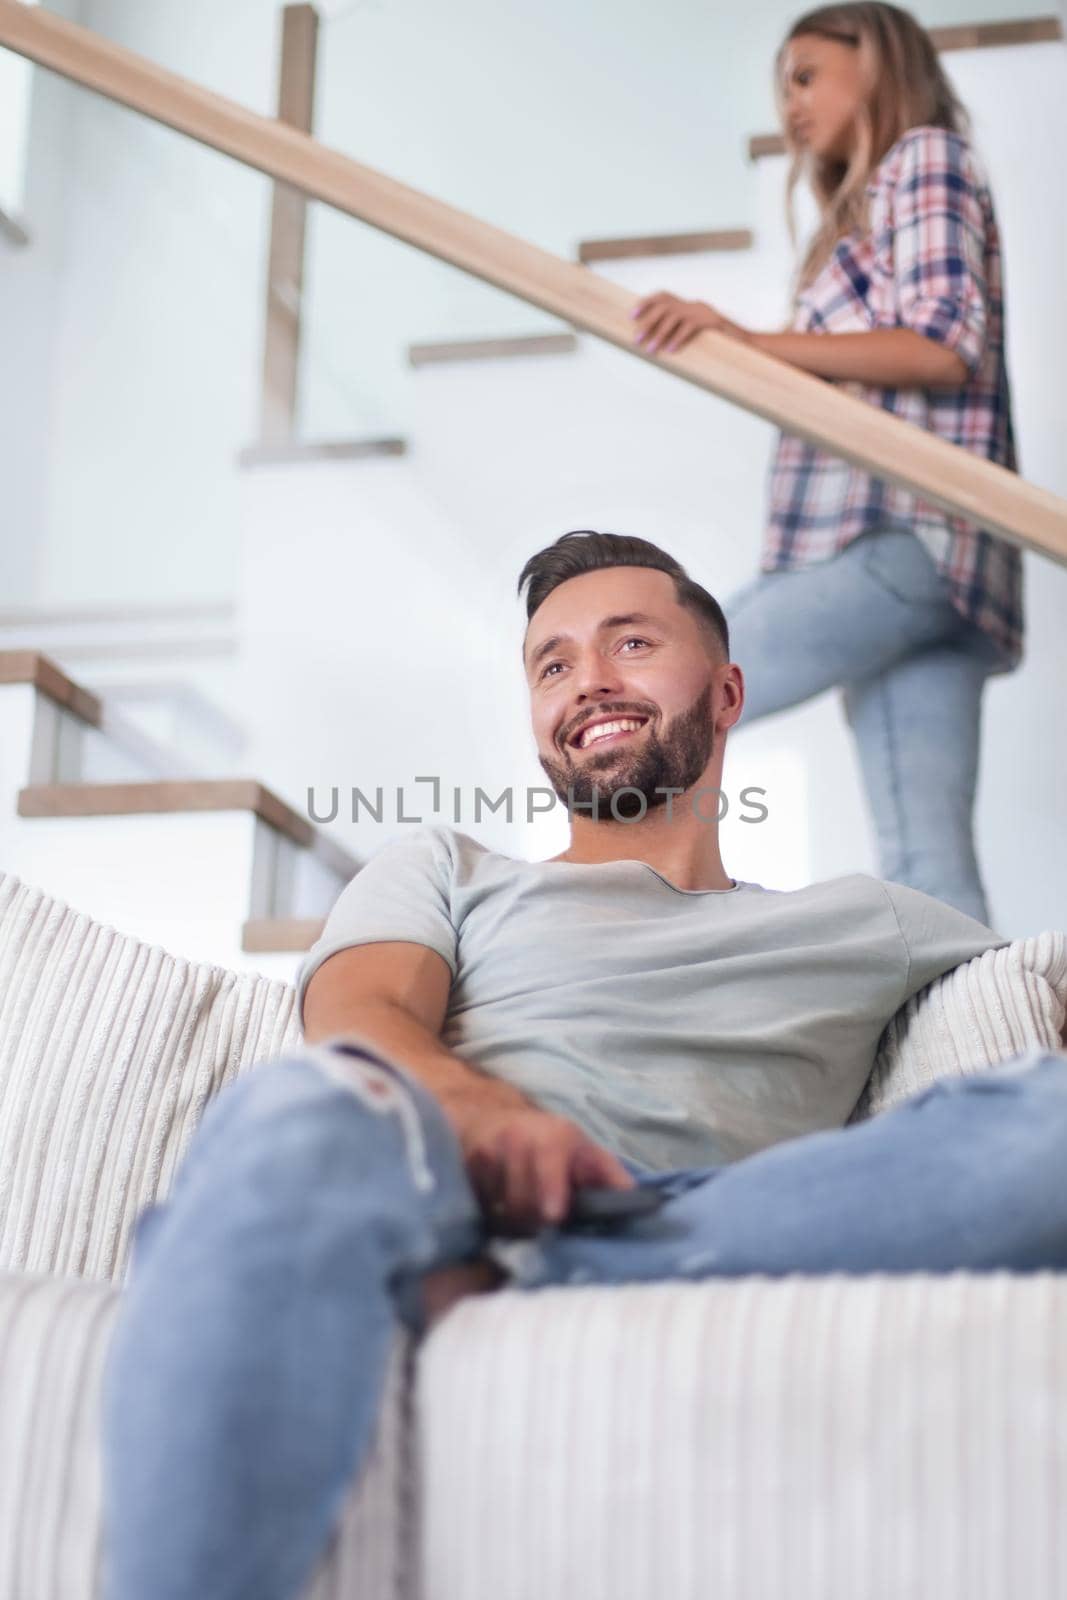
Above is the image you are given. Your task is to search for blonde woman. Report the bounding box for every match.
[632,1,1022,926]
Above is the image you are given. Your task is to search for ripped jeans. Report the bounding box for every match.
[722,525,1004,925]
[101,1039,1067,1600]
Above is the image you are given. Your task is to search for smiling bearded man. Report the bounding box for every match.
[100,528,1067,1600]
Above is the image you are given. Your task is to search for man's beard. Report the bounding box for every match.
[539,681,717,821]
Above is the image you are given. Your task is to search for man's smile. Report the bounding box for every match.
[567,715,650,751]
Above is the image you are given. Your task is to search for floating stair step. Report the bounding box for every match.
[8,782,355,973]
[408,332,579,367]
[0,650,101,725]
[748,133,787,163]
[578,228,753,265]
[16,777,357,882]
[928,15,1061,50]
[238,437,407,468]
[0,650,204,785]
[19,777,312,843]
[4,696,357,976]
[242,916,325,954]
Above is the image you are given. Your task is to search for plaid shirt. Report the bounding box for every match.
[763,124,1024,674]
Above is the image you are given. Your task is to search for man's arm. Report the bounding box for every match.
[303,940,634,1231]
[303,939,527,1117]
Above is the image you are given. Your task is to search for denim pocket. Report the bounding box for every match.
[858,528,950,608]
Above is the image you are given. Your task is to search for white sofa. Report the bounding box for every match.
[1,868,1065,1600]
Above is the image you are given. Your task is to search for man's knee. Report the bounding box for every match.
[177,1048,437,1209]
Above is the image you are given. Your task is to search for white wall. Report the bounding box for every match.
[0,0,282,612]
[0,0,82,605]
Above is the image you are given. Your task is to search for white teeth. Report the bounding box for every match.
[578,718,645,748]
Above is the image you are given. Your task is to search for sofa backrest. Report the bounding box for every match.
[852,931,1066,1121]
[0,873,300,1284]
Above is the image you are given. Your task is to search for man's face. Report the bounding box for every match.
[523,566,736,818]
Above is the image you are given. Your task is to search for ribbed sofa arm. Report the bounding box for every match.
[418,1275,1067,1600]
[855,931,1067,1121]
[0,1271,118,1599]
[0,1270,414,1600]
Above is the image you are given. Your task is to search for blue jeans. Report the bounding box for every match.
[722,526,1001,924]
[101,1040,1067,1600]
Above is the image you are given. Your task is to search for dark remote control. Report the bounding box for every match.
[566,1185,666,1225]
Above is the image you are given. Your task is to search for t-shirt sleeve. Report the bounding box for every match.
[295,827,458,1026]
[890,128,990,377]
[881,879,1009,1004]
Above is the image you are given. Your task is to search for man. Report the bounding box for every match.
[101,531,1067,1600]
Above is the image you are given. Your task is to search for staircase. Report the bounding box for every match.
[0,653,337,979]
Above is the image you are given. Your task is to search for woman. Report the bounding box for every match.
[631,1,1022,926]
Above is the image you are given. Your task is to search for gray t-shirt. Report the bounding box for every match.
[296,825,1006,1172]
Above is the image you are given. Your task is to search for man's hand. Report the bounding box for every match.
[631,291,752,355]
[444,1098,636,1236]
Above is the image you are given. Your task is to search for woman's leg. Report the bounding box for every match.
[722,527,963,723]
[100,1043,488,1600]
[495,1049,1067,1291]
[842,639,993,924]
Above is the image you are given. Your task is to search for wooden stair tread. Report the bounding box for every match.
[16,778,358,876]
[242,916,326,953]
[409,332,578,366]
[928,14,1061,51]
[0,649,102,726]
[238,438,407,468]
[578,228,753,264]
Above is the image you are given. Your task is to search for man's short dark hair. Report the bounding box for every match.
[517,530,730,661]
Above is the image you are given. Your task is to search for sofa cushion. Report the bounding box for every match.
[855,931,1067,1120]
[418,1273,1067,1600]
[0,1271,116,1598]
[0,1269,413,1600]
[0,873,301,1283]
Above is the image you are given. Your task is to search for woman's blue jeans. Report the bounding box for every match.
[722,526,1002,924]
[101,1039,1067,1600]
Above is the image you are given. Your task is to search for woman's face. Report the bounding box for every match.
[779,33,867,162]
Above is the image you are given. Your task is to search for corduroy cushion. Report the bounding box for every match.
[418,1274,1067,1599]
[0,1269,413,1600]
[857,931,1067,1120]
[0,873,301,1284]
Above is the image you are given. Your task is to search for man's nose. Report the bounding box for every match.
[573,656,625,700]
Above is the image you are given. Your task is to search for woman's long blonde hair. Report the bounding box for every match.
[778,2,970,293]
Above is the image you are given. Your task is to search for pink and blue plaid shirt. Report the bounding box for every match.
[763,124,1024,674]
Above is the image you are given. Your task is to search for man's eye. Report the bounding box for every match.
[620,637,650,652]
[540,661,565,680]
[796,68,813,85]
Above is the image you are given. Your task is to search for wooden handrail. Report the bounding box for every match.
[1,0,1065,564]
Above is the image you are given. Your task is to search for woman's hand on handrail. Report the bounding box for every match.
[631,290,970,390]
[631,292,753,354]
